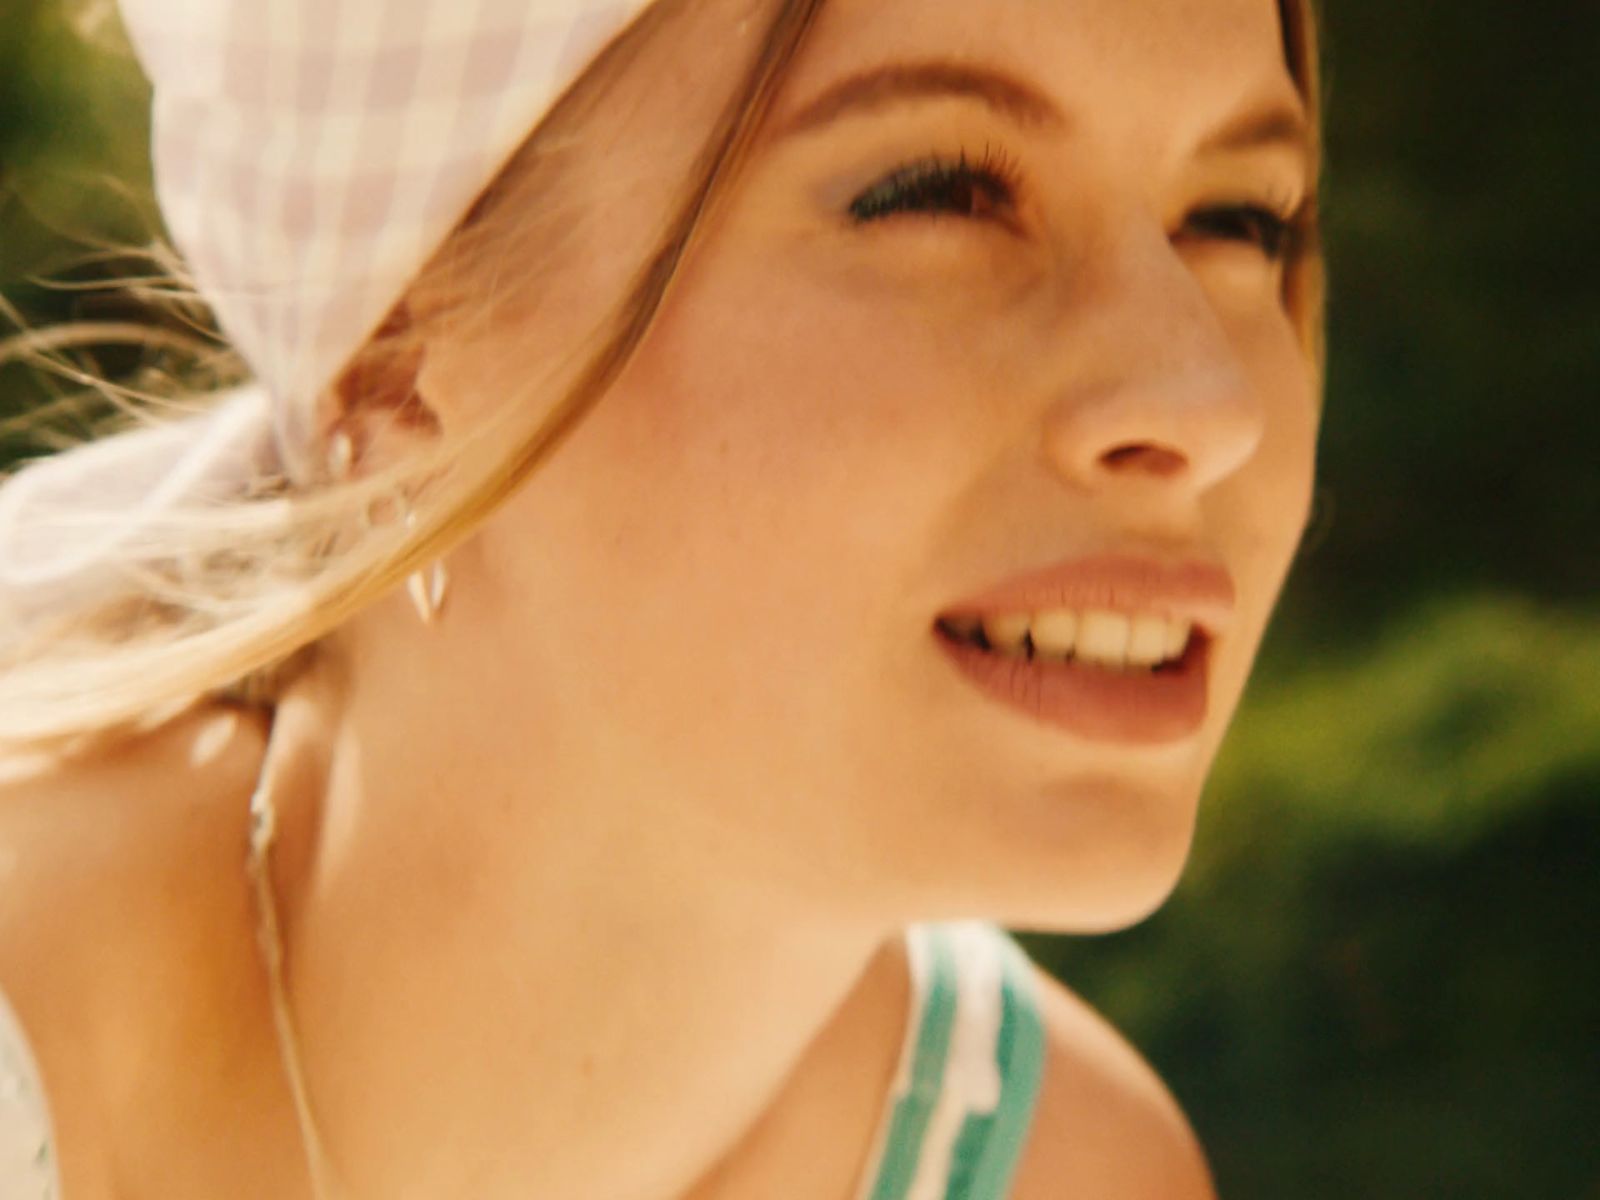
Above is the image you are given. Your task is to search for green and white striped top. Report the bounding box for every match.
[853,921,1046,1200]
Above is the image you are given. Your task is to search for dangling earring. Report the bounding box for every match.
[406,560,450,626]
[403,509,450,626]
[325,428,355,480]
[327,426,449,626]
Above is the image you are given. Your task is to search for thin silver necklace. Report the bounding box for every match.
[245,708,346,1200]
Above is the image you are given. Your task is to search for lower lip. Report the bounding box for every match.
[932,626,1212,745]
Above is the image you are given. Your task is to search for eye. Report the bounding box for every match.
[1183,204,1300,261]
[848,145,1022,226]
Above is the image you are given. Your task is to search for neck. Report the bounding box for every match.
[256,614,900,1200]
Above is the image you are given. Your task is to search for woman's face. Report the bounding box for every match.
[431,0,1317,930]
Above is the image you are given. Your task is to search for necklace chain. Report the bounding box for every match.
[246,715,346,1200]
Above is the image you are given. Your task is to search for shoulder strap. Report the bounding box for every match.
[0,985,60,1199]
[855,922,1046,1200]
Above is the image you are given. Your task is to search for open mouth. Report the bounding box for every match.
[933,608,1202,675]
[930,609,1213,744]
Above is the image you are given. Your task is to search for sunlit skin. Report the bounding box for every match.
[131,0,1318,1195]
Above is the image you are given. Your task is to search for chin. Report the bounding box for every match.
[946,771,1205,935]
[1055,853,1191,934]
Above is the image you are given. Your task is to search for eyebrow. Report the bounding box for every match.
[772,58,1312,167]
[772,60,1070,140]
[1196,102,1312,161]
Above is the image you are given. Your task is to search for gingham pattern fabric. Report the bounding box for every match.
[0,0,653,620]
[118,0,655,482]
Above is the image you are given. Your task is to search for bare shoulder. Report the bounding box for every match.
[1008,958,1217,1200]
[0,701,270,961]
[0,702,273,1195]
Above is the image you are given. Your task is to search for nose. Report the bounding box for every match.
[1040,228,1263,495]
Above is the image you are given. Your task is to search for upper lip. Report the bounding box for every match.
[937,552,1237,637]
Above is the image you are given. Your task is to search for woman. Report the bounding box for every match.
[0,0,1323,1195]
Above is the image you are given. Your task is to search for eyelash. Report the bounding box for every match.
[1183,205,1299,261]
[847,147,1302,262]
[848,143,1024,227]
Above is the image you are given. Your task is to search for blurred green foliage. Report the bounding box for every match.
[1288,1,1600,624]
[1,1,1595,1197]
[1026,596,1600,1196]
[0,0,157,453]
[0,0,154,277]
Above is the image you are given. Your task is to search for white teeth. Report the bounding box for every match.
[948,607,1198,671]
[1076,610,1131,668]
[982,612,1031,657]
[1126,614,1170,666]
[1164,618,1192,660]
[1029,609,1079,659]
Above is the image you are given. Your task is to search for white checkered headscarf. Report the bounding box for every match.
[120,0,655,480]
[0,0,657,622]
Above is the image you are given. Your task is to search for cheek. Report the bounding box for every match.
[1209,309,1318,632]
[481,239,1001,778]
[595,248,1001,605]
[1252,319,1319,557]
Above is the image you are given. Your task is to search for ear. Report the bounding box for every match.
[321,302,442,475]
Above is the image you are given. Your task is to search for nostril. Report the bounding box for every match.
[1101,443,1187,477]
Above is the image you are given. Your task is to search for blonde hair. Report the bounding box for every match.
[0,0,1324,753]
